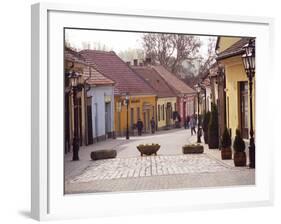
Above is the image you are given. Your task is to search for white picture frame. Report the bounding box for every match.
[31,2,274,221]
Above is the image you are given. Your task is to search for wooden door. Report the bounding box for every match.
[87,97,93,144]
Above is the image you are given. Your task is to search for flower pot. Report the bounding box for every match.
[234,152,246,166]
[221,147,232,160]
[137,144,160,156]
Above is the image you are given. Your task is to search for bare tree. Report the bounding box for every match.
[81,41,112,51]
[118,48,145,63]
[197,37,217,78]
[142,33,201,74]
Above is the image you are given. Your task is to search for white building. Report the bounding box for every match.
[84,67,115,143]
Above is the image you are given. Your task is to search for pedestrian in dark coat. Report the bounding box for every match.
[190,116,197,136]
[186,115,190,129]
[150,117,156,134]
[136,118,143,136]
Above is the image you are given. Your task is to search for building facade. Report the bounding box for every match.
[131,65,177,130]
[64,48,115,154]
[83,67,115,142]
[216,37,256,140]
[80,50,157,136]
[153,65,196,126]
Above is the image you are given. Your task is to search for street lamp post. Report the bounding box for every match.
[195,83,202,143]
[68,71,84,161]
[125,93,130,140]
[242,39,255,169]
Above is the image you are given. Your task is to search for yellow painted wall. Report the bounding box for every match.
[157,97,177,128]
[217,37,241,53]
[114,95,157,136]
[220,55,255,140]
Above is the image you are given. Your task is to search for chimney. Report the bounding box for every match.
[133,59,138,66]
[126,61,131,66]
[145,58,152,65]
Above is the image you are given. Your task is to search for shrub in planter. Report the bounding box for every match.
[202,111,211,144]
[137,143,160,156]
[90,149,117,160]
[233,129,246,166]
[182,144,204,154]
[221,128,232,160]
[208,104,219,149]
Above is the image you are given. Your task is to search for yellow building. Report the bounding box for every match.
[115,95,157,135]
[131,65,177,130]
[216,37,255,140]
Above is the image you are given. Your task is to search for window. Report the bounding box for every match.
[158,105,160,121]
[162,104,165,120]
[137,107,140,120]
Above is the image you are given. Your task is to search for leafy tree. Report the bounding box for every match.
[233,129,246,152]
[202,111,211,144]
[221,127,231,148]
[208,103,219,149]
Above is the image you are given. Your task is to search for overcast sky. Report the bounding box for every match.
[65,29,216,59]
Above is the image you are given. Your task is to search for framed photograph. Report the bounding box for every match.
[31,2,274,221]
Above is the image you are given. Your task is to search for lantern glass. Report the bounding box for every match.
[78,74,84,85]
[69,71,78,87]
[125,93,129,101]
[242,54,249,71]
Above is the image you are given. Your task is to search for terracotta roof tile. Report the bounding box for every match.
[80,50,156,96]
[131,66,177,98]
[65,48,115,86]
[83,67,115,86]
[152,65,196,95]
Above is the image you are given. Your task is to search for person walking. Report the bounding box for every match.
[136,118,143,136]
[150,117,156,134]
[190,115,196,136]
[186,115,190,129]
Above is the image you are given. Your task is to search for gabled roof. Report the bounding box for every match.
[65,47,114,86]
[80,50,156,96]
[131,66,177,98]
[152,65,196,95]
[216,37,253,60]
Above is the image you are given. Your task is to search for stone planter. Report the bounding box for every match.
[90,149,117,160]
[137,144,160,156]
[182,144,204,154]
[234,152,246,166]
[221,147,232,160]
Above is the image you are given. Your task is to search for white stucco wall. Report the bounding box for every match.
[87,86,114,138]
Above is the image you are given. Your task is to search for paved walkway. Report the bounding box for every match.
[64,128,255,193]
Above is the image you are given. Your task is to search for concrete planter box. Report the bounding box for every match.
[182,144,204,154]
[90,149,117,160]
[137,144,160,156]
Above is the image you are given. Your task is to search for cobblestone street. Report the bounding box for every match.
[65,128,255,194]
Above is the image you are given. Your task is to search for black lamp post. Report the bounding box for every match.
[195,83,202,143]
[242,39,255,169]
[125,92,130,140]
[68,71,84,161]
